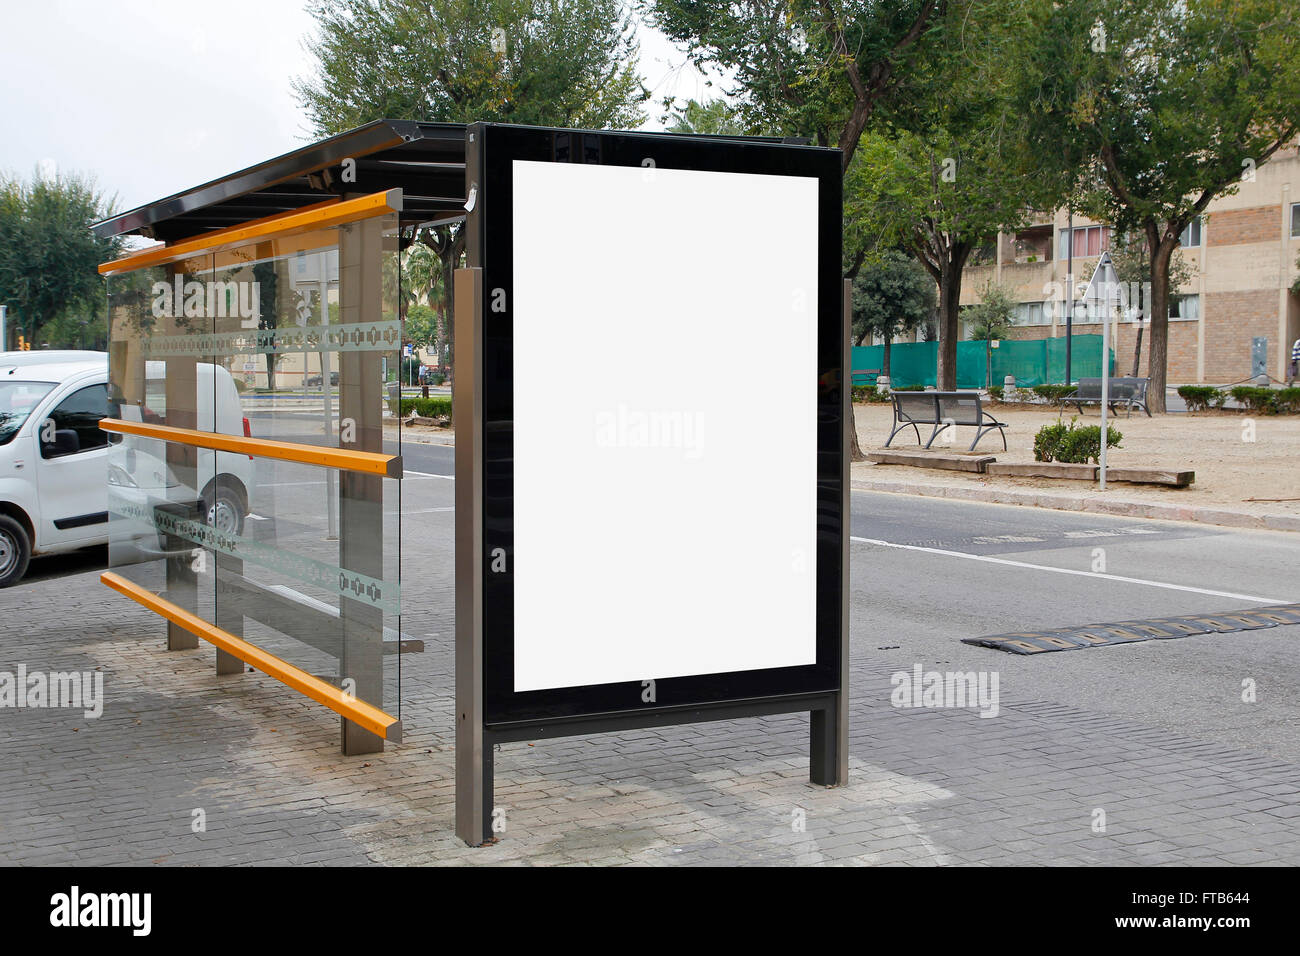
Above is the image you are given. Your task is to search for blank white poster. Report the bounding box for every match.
[511,158,820,691]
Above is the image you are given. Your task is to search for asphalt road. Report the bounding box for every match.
[846,490,1300,764]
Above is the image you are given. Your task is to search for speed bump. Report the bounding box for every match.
[963,604,1300,654]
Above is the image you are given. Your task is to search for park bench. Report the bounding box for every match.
[851,367,882,387]
[1063,377,1152,418]
[885,390,1008,452]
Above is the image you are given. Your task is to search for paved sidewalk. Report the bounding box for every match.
[3,562,1299,865]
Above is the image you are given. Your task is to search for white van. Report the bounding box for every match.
[0,350,110,368]
[0,356,254,586]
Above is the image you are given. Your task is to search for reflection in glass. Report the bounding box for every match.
[104,214,404,747]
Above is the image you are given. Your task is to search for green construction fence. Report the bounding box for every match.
[851,334,1116,389]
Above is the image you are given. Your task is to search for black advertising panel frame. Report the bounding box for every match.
[456,123,847,845]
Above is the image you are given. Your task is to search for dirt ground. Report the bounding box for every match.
[851,401,1300,518]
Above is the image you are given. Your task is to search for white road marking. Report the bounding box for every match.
[850,536,1292,604]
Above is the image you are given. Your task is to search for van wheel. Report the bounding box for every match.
[202,483,245,537]
[0,515,32,587]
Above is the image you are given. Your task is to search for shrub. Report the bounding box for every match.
[1229,386,1300,415]
[1059,424,1123,464]
[1034,417,1122,464]
[392,396,453,419]
[1033,421,1070,462]
[1275,388,1300,414]
[987,385,1003,401]
[1230,386,1278,413]
[851,385,891,403]
[1177,385,1220,412]
[1031,384,1075,404]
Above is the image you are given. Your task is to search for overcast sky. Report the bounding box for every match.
[0,0,717,215]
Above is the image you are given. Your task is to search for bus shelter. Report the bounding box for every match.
[91,121,466,755]
[94,121,848,833]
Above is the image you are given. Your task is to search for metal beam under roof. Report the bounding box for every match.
[93,120,468,243]
[93,120,803,245]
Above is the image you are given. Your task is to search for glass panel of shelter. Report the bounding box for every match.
[106,214,404,752]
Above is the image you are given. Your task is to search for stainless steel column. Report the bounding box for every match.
[337,215,387,756]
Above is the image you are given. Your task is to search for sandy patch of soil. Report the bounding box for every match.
[851,401,1300,517]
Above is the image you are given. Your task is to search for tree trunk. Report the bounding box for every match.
[435,305,447,373]
[1131,240,1149,378]
[849,405,865,462]
[1146,228,1175,414]
[883,336,892,378]
[441,227,465,380]
[936,268,962,390]
[847,283,865,463]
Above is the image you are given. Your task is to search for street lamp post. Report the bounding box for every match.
[1065,209,1073,385]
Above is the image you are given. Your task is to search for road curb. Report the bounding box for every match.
[850,476,1300,534]
[382,425,455,447]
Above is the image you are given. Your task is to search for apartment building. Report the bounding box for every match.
[960,144,1300,384]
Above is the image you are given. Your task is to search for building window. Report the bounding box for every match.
[1178,217,1203,247]
[1069,300,1099,324]
[1015,302,1049,326]
[1058,225,1110,259]
[1292,203,1300,239]
[1170,294,1200,321]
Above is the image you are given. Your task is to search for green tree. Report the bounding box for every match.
[644,0,945,459]
[850,251,934,378]
[1019,0,1300,411]
[37,310,108,350]
[964,280,1016,341]
[0,170,119,349]
[405,244,448,365]
[406,303,440,355]
[382,251,415,322]
[296,0,651,378]
[1108,230,1194,377]
[295,0,648,135]
[843,0,1063,390]
[253,261,295,391]
[666,98,746,136]
[404,244,445,311]
[845,133,1018,388]
[644,0,942,166]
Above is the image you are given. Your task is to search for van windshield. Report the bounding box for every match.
[0,380,55,445]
